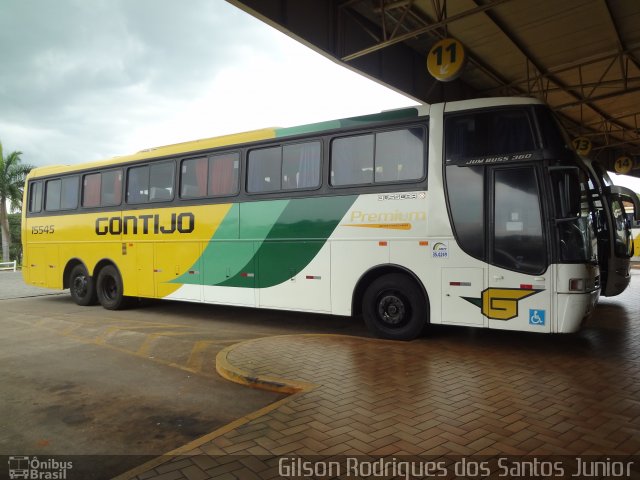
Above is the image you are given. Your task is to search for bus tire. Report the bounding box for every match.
[96,265,129,310]
[362,273,427,341]
[69,264,98,306]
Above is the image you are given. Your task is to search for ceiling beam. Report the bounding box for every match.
[603,0,640,77]
[341,0,512,62]
[554,85,640,110]
[472,0,633,148]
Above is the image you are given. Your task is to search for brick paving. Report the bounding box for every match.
[119,273,640,479]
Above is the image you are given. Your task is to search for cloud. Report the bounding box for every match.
[0,0,415,167]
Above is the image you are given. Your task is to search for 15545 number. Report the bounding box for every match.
[31,225,55,234]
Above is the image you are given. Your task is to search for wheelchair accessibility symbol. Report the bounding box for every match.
[529,309,545,326]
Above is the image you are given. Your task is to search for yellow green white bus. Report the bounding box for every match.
[22,97,638,340]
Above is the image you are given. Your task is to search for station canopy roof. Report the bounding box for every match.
[229,0,640,179]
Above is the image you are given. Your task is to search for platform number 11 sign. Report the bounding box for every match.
[427,38,466,82]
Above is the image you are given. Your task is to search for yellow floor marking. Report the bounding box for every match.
[136,333,163,356]
[93,326,123,345]
[14,316,211,378]
[112,393,303,480]
[185,340,214,372]
[62,323,82,335]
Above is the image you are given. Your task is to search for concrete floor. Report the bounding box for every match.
[0,272,367,479]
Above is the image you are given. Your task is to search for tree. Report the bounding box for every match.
[0,141,34,262]
[8,213,22,262]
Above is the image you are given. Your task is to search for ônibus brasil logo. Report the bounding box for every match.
[8,456,73,479]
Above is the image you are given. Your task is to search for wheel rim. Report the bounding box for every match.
[101,275,118,301]
[376,291,410,328]
[73,274,88,298]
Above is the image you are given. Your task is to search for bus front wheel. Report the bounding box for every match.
[362,273,427,341]
[96,265,129,310]
[69,264,97,306]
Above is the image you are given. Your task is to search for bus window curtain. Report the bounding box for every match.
[196,159,207,196]
[83,174,101,207]
[112,171,122,205]
[248,157,260,192]
[210,154,237,195]
[297,143,319,188]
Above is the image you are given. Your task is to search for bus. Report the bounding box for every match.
[581,160,639,296]
[21,97,637,340]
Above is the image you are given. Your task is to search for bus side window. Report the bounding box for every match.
[128,161,175,203]
[331,134,374,186]
[375,128,425,182]
[247,147,281,193]
[28,181,43,213]
[83,174,101,208]
[445,165,485,260]
[282,142,320,190]
[181,158,207,198]
[150,161,175,201]
[127,165,149,203]
[181,155,237,198]
[101,170,122,206]
[61,176,79,210]
[208,153,239,196]
[45,179,62,211]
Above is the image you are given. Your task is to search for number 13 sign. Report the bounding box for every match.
[427,38,466,82]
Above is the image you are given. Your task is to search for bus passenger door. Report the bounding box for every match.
[487,166,552,333]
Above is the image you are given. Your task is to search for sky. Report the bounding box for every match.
[0,0,417,168]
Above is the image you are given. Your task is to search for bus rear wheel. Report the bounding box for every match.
[96,265,129,310]
[362,273,427,341]
[69,264,97,306]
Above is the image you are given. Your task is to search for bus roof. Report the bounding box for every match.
[27,105,425,179]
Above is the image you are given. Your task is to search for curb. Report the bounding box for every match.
[215,336,316,394]
[115,336,318,480]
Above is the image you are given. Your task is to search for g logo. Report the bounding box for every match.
[463,288,541,320]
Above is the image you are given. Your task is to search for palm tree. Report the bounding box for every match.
[0,141,34,262]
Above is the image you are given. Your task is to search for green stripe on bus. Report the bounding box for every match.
[174,195,357,289]
[173,200,289,286]
[274,108,419,138]
[220,195,357,288]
